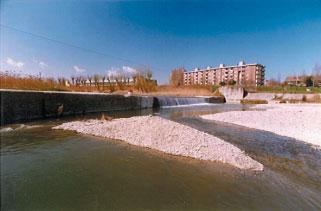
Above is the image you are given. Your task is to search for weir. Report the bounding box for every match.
[0,90,225,124]
[153,96,225,107]
[154,96,207,107]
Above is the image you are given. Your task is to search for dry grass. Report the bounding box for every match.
[1,74,218,97]
[141,85,215,97]
[0,74,70,91]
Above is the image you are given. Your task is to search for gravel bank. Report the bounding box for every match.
[53,116,263,171]
[201,104,321,147]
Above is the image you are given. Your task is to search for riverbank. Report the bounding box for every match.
[53,116,263,171]
[201,104,321,147]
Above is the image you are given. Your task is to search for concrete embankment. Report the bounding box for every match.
[0,90,154,125]
[0,90,225,125]
[218,86,321,103]
[218,87,246,103]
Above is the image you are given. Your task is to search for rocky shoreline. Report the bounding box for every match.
[53,116,263,171]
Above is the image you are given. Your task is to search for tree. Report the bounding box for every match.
[305,76,313,87]
[93,74,101,89]
[170,67,185,87]
[107,71,116,92]
[228,80,236,86]
[102,76,106,89]
[133,68,156,92]
[115,71,126,90]
[87,75,92,87]
[71,75,75,85]
[219,81,226,86]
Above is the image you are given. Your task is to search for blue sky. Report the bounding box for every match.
[1,0,321,83]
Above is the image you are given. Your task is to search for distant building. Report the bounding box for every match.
[183,61,265,87]
[285,76,306,86]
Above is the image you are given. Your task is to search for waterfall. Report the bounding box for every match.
[154,96,209,107]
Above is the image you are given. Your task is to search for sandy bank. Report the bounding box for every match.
[53,116,263,171]
[201,104,321,147]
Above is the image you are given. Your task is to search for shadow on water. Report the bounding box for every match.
[1,104,321,210]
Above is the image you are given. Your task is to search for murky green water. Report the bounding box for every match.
[1,104,321,210]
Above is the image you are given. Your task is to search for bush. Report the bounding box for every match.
[219,81,226,86]
[211,85,220,93]
[133,69,157,93]
[227,80,236,85]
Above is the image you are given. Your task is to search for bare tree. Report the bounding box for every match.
[170,67,185,87]
[102,75,106,90]
[107,71,116,92]
[93,74,101,90]
[115,70,126,90]
[134,67,156,92]
[87,75,92,87]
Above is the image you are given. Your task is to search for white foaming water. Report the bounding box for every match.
[155,96,211,107]
[161,103,214,108]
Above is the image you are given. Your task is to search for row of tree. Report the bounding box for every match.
[59,68,157,92]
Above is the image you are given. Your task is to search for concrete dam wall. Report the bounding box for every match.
[0,90,225,125]
[0,90,154,125]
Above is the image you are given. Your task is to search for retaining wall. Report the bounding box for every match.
[219,87,245,103]
[0,90,154,125]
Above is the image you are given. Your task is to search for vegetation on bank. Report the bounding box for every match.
[2,67,320,96]
[240,99,268,104]
[0,69,157,93]
[277,94,321,103]
[0,74,70,91]
[245,86,321,94]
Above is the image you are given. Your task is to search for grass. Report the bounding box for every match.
[240,99,268,104]
[246,86,321,94]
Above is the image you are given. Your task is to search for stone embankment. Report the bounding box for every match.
[54,116,263,171]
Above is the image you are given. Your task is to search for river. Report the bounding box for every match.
[1,104,321,210]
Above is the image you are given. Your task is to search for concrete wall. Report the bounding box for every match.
[219,87,245,103]
[0,90,154,125]
[218,87,321,103]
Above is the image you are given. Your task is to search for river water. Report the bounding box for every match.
[1,104,321,210]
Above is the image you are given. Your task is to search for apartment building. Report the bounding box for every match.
[184,61,265,86]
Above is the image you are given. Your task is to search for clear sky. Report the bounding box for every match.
[1,0,321,83]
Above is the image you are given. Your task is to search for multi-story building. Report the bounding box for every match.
[183,61,265,86]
